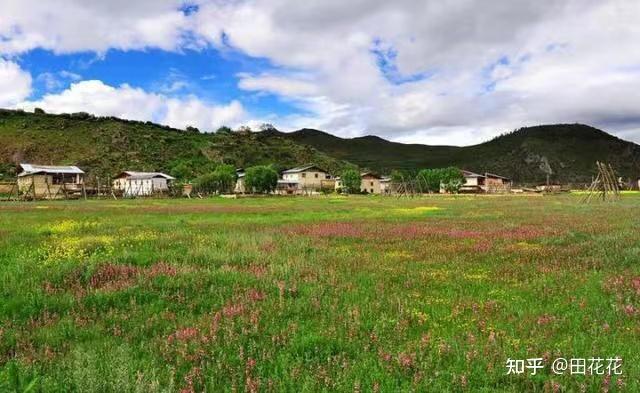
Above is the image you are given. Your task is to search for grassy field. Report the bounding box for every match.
[0,195,639,392]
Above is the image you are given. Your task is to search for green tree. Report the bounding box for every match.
[341,169,361,194]
[245,165,278,194]
[170,162,193,181]
[440,167,464,193]
[193,164,237,194]
[216,126,232,134]
[211,164,237,194]
[415,167,464,193]
[416,169,441,193]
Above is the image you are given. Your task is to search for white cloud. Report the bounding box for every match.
[0,59,32,106]
[16,80,245,131]
[2,1,640,144]
[192,0,640,144]
[0,0,192,54]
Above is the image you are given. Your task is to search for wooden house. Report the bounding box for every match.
[112,171,175,196]
[17,163,85,199]
[461,170,512,193]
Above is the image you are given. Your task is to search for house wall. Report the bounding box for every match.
[484,177,511,193]
[234,177,245,193]
[464,177,479,186]
[113,178,158,196]
[18,174,83,199]
[283,171,330,190]
[360,176,381,194]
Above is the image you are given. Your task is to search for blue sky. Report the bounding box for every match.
[1,1,639,145]
[19,48,299,124]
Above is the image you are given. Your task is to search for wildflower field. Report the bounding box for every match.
[0,195,639,392]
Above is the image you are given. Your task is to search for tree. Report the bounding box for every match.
[170,162,193,181]
[416,169,441,193]
[415,167,464,193]
[439,167,464,193]
[193,164,237,194]
[185,125,200,133]
[244,165,278,194]
[211,164,237,194]
[341,169,361,194]
[34,108,46,115]
[259,123,276,132]
[216,126,232,134]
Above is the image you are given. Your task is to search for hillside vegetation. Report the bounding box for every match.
[0,110,349,181]
[272,125,640,183]
[2,109,639,184]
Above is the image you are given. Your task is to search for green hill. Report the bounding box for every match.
[2,109,638,184]
[272,124,640,183]
[0,109,350,182]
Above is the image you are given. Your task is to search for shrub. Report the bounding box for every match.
[193,164,237,194]
[416,167,464,193]
[341,169,361,194]
[245,165,278,194]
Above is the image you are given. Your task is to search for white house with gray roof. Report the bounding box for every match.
[113,171,175,196]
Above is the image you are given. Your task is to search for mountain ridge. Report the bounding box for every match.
[273,124,640,183]
[1,108,638,184]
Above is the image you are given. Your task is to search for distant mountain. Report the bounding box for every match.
[268,124,640,183]
[0,109,349,181]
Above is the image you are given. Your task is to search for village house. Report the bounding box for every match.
[282,165,333,192]
[17,163,85,199]
[379,176,392,194]
[112,171,175,196]
[334,172,384,194]
[360,172,382,194]
[275,179,300,195]
[460,170,512,193]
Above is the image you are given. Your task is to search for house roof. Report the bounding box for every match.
[282,164,327,174]
[461,170,484,178]
[18,163,84,177]
[360,172,381,179]
[462,169,510,181]
[116,171,175,180]
[484,172,511,180]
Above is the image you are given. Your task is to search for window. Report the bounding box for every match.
[370,188,374,193]
[314,173,318,178]
[302,173,306,178]
[370,181,374,186]
[51,174,63,185]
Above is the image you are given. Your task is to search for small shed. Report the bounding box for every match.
[113,171,175,196]
[234,169,246,193]
[17,163,85,199]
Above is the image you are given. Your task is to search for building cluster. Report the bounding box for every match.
[13,162,513,200]
[235,165,393,195]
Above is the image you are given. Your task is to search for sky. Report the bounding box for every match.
[1,0,640,146]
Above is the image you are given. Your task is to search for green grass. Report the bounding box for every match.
[1,195,639,392]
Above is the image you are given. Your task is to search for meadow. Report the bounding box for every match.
[0,195,638,392]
